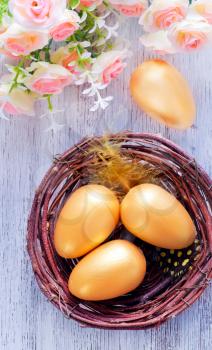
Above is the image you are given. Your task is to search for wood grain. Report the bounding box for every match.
[0,20,211,350]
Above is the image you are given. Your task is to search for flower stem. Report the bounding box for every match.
[47,95,53,112]
[9,58,25,93]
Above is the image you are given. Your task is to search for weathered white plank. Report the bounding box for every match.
[0,19,211,350]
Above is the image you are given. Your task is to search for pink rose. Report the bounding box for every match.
[25,62,72,95]
[169,16,212,51]
[173,31,207,50]
[49,10,80,42]
[154,6,186,29]
[192,0,212,24]
[9,0,66,29]
[0,77,37,116]
[0,26,6,35]
[102,59,124,84]
[114,4,145,17]
[0,48,20,59]
[0,24,49,57]
[0,99,35,116]
[92,50,127,85]
[51,47,80,74]
[50,23,77,41]
[1,101,21,115]
[140,0,188,32]
[80,0,103,7]
[62,52,79,73]
[110,0,147,17]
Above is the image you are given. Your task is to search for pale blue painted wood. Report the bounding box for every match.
[0,19,211,350]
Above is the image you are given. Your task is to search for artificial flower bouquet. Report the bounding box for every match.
[0,0,211,119]
[139,0,212,53]
[0,0,129,118]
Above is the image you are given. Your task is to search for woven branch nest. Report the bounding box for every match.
[27,132,212,330]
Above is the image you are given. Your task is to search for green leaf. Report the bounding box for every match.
[0,0,9,24]
[68,0,80,9]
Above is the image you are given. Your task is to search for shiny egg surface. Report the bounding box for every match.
[130,60,196,129]
[121,184,196,249]
[54,184,120,258]
[68,240,146,301]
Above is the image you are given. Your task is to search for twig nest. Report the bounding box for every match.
[27,133,212,329]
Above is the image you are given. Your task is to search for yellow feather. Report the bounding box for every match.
[86,136,160,198]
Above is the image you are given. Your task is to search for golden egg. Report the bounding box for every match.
[130,60,196,129]
[68,240,146,301]
[54,184,120,258]
[121,184,196,249]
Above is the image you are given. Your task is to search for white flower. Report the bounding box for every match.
[191,0,212,24]
[140,30,177,54]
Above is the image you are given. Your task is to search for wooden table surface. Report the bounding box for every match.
[0,20,211,350]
